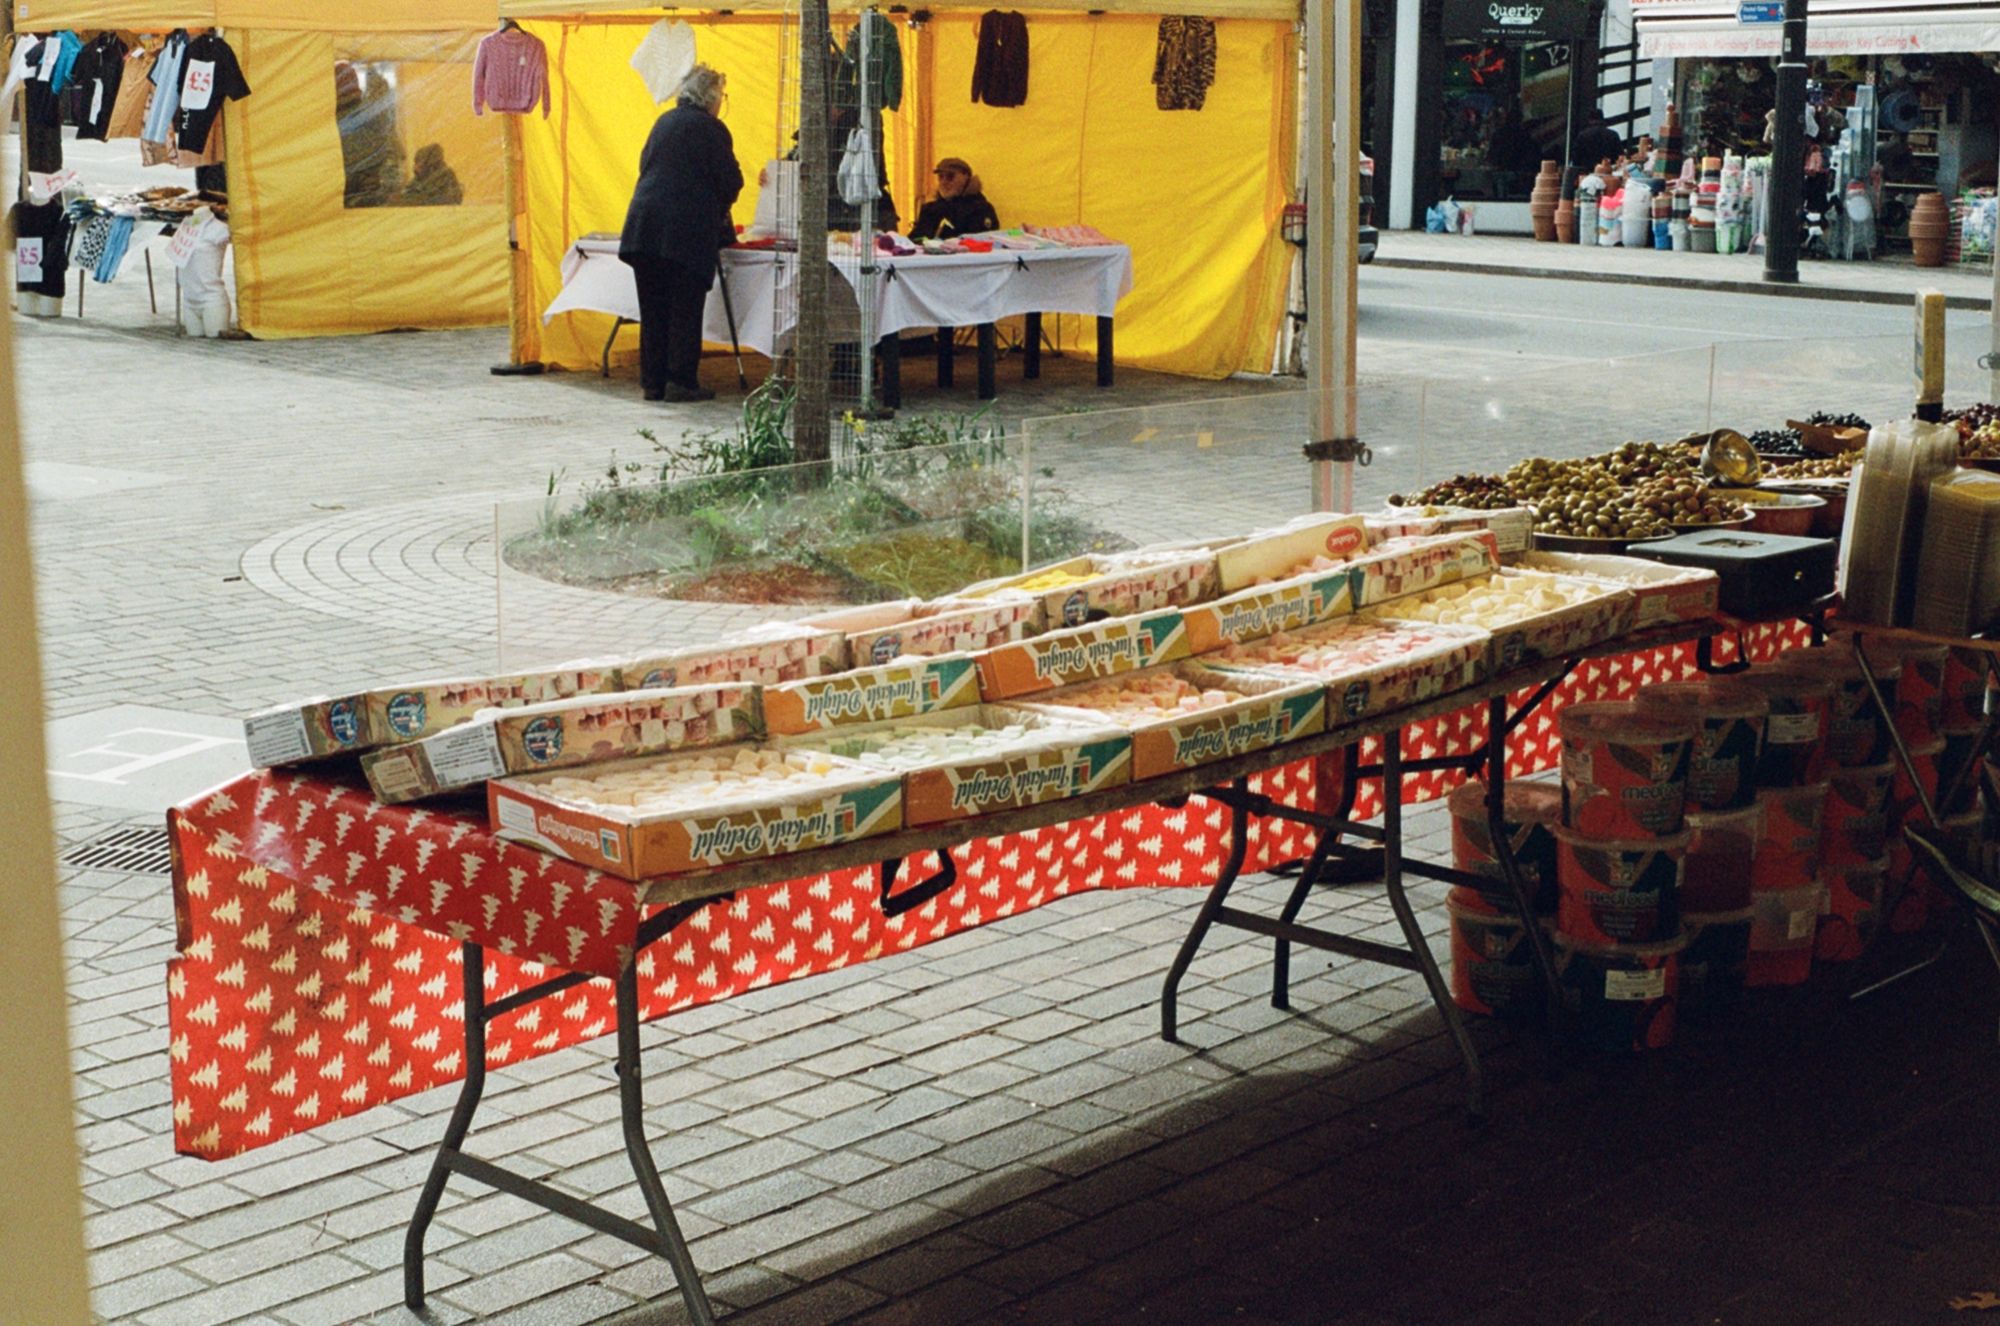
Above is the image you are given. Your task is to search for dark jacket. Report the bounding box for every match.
[910,191,998,241]
[970,11,1028,107]
[620,101,744,278]
[1572,124,1623,171]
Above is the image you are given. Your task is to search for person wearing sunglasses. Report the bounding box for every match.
[909,157,998,241]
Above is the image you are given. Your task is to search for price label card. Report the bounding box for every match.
[17,237,44,285]
[181,59,216,111]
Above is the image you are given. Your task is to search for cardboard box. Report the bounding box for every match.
[361,684,762,804]
[1518,551,1720,629]
[1365,570,1636,674]
[1211,513,1371,592]
[244,694,373,768]
[623,623,845,689]
[779,705,1133,825]
[1182,569,1359,655]
[1366,505,1535,558]
[763,655,981,736]
[1349,532,1501,608]
[802,598,1038,667]
[358,660,625,748]
[959,552,1220,632]
[1204,617,1490,726]
[490,749,902,881]
[1009,661,1327,781]
[974,610,1191,701]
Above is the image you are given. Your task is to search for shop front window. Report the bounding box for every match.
[1438,41,1572,202]
[334,47,501,210]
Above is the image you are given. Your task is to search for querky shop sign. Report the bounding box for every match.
[1442,0,1593,41]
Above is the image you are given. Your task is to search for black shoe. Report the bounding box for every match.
[643,390,665,401]
[662,383,715,403]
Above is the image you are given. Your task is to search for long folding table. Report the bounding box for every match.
[378,620,1715,1321]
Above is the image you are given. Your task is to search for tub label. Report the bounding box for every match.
[1767,711,1820,745]
[1562,749,1592,785]
[1789,908,1816,940]
[1604,967,1667,1001]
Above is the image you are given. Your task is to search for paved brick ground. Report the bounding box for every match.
[24,260,2000,1326]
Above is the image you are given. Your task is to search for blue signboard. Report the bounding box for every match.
[1737,1,1783,22]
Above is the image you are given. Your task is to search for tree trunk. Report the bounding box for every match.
[793,0,832,467]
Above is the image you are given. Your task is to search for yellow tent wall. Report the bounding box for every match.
[11,2,508,339]
[514,9,1297,380]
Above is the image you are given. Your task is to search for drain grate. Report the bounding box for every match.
[61,825,174,876]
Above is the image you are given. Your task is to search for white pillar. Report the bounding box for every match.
[1309,0,1362,512]
[1388,0,1421,231]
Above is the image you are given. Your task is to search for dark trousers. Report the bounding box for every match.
[626,256,712,395]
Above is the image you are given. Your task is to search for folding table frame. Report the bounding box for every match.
[399,620,1711,1320]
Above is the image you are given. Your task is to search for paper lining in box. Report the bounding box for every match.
[361,660,625,748]
[763,655,980,735]
[361,684,762,804]
[1007,660,1327,781]
[778,705,1133,825]
[975,610,1191,700]
[623,622,845,689]
[1366,505,1534,558]
[1205,616,1490,725]
[801,599,1037,667]
[1363,569,1635,674]
[1210,513,1371,592]
[489,747,902,881]
[960,552,1220,632]
[1518,551,1720,629]
[1349,532,1500,608]
[1182,569,1359,654]
[244,694,373,768]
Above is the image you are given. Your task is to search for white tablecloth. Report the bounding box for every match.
[544,238,1134,358]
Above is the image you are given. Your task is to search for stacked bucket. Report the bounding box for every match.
[1444,643,1976,1050]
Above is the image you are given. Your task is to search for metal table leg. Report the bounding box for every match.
[1380,731,1486,1119]
[1161,777,1253,1043]
[1272,745,1361,1010]
[977,323,998,400]
[404,909,717,1325]
[1096,316,1114,387]
[601,317,628,378]
[1024,311,1042,380]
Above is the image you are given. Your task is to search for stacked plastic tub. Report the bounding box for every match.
[1551,703,1698,1051]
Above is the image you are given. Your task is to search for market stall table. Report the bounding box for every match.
[167,614,1813,1324]
[543,237,1135,400]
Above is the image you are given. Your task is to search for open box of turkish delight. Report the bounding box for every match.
[974,610,1191,701]
[1367,504,1534,559]
[777,705,1134,826]
[622,621,845,690]
[763,655,982,736]
[1346,532,1501,609]
[1202,616,1489,727]
[490,744,902,881]
[243,657,625,767]
[957,550,1219,633]
[801,598,1038,668]
[1517,551,1719,629]
[1362,568,1635,674]
[361,683,762,804]
[1007,660,1327,781]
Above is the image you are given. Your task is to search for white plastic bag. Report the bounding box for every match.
[837,129,877,208]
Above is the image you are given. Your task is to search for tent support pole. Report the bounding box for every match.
[1306,0,1363,513]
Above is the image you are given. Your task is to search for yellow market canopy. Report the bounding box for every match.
[10,0,509,339]
[504,4,1301,379]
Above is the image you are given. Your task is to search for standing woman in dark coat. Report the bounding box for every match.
[620,65,743,403]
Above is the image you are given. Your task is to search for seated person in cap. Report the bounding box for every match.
[909,157,998,240]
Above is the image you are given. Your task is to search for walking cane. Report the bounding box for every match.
[715,260,750,393]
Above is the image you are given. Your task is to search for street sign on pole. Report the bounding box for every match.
[1736,2,1783,23]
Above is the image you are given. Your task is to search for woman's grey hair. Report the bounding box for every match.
[678,65,726,112]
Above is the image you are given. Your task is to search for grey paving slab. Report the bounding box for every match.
[44,705,249,812]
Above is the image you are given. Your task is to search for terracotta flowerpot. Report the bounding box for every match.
[1554,199,1576,244]
[1909,192,1950,267]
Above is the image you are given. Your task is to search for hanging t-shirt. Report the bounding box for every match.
[20,36,65,127]
[12,201,72,299]
[141,30,188,146]
[104,43,156,140]
[174,32,249,153]
[72,32,129,140]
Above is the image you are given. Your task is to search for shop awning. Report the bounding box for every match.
[1633,0,2000,56]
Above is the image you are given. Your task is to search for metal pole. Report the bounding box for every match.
[1762,0,1807,283]
[856,10,878,415]
[1989,246,1999,401]
[1307,0,1362,512]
